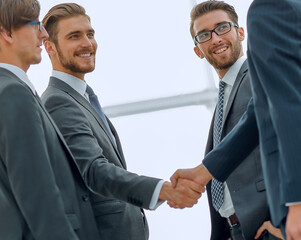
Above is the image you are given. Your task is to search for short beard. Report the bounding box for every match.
[206,38,242,70]
[56,44,95,74]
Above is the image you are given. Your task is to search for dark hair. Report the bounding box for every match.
[190,0,238,39]
[42,3,90,44]
[0,0,40,34]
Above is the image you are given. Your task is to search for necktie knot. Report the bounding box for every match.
[219,80,225,91]
[219,80,226,88]
[86,84,95,97]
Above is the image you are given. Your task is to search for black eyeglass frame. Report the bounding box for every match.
[26,21,43,32]
[194,22,238,44]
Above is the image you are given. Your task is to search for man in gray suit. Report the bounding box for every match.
[41,3,203,240]
[0,0,100,239]
[188,1,281,239]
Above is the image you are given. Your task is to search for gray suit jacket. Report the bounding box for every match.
[205,61,269,240]
[41,77,161,240]
[0,68,99,239]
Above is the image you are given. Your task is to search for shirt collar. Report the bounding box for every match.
[221,56,247,87]
[52,70,87,97]
[0,63,36,94]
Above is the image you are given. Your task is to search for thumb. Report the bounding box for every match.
[170,170,180,188]
[254,222,266,239]
[170,169,193,187]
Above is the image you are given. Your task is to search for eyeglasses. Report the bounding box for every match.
[27,21,43,32]
[194,22,238,44]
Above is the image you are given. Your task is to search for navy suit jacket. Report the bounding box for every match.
[203,0,301,230]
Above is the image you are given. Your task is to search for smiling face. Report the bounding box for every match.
[45,15,97,80]
[193,10,244,78]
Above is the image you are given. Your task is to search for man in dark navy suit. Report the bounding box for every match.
[171,0,301,239]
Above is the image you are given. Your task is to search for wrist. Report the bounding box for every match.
[199,164,213,185]
[159,182,172,201]
[289,203,301,211]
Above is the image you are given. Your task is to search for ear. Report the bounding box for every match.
[194,46,205,59]
[0,28,13,44]
[44,40,57,56]
[237,27,245,41]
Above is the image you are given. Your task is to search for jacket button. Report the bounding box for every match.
[82,195,89,202]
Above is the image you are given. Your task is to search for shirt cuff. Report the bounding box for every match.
[149,180,165,210]
[285,202,301,206]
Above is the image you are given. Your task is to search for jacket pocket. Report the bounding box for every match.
[255,178,266,192]
[93,200,124,217]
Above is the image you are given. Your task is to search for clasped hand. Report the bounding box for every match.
[159,177,204,209]
[163,164,213,209]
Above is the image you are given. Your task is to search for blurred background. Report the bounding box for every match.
[30,0,253,239]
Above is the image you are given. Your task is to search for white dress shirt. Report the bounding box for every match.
[0,63,36,94]
[217,56,246,218]
[52,70,164,210]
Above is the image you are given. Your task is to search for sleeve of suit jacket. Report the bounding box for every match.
[203,98,259,182]
[247,0,301,204]
[43,92,161,209]
[0,83,78,239]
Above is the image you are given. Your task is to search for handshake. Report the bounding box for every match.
[159,164,212,209]
[159,164,213,209]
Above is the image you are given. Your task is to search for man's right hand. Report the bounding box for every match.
[286,204,301,240]
[170,164,213,188]
[159,179,205,209]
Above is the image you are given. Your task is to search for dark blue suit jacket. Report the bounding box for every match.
[203,0,301,231]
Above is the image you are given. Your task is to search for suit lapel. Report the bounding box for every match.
[107,119,127,168]
[205,109,215,154]
[205,60,248,155]
[49,77,126,168]
[223,60,248,124]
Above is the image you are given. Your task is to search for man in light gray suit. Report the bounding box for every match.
[0,0,100,239]
[41,3,203,240]
[189,1,281,239]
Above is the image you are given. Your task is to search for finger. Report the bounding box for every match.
[167,201,177,208]
[167,201,183,209]
[170,171,180,188]
[184,179,205,193]
[171,169,195,184]
[254,224,266,239]
[177,179,203,199]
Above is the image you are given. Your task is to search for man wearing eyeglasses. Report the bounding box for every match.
[0,0,100,239]
[186,1,282,239]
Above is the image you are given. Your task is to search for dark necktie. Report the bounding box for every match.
[211,80,226,211]
[86,85,115,143]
